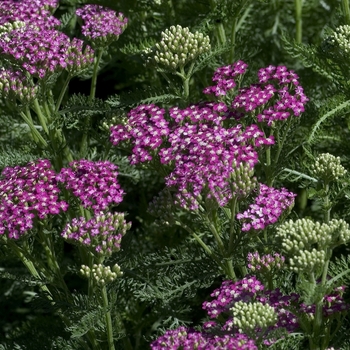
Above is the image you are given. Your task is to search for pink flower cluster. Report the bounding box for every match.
[0,159,68,240]
[111,101,274,210]
[202,277,299,339]
[203,60,248,96]
[0,67,38,101]
[161,120,273,209]
[0,0,60,29]
[237,184,296,231]
[56,160,125,214]
[247,252,285,272]
[0,26,94,79]
[301,285,350,318]
[151,326,257,350]
[232,65,308,125]
[76,4,128,46]
[61,212,131,257]
[110,104,170,164]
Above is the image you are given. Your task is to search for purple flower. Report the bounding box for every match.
[0,159,68,240]
[0,25,94,79]
[0,0,60,29]
[61,212,131,257]
[76,4,127,47]
[150,326,257,350]
[202,277,299,344]
[203,60,248,96]
[232,64,308,125]
[56,160,125,213]
[110,104,169,164]
[237,184,296,231]
[0,66,38,101]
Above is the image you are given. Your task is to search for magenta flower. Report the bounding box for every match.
[0,25,94,79]
[61,212,131,257]
[0,66,38,101]
[232,64,308,125]
[76,4,128,47]
[237,184,296,231]
[56,160,125,213]
[0,0,60,29]
[151,326,257,350]
[203,60,248,96]
[110,104,170,164]
[0,159,68,240]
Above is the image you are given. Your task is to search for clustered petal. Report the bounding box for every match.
[150,326,257,350]
[61,212,131,257]
[0,24,94,79]
[236,184,296,231]
[76,4,127,47]
[56,159,125,213]
[0,66,38,101]
[110,104,170,164]
[0,0,60,29]
[0,159,68,240]
[203,60,248,96]
[232,65,308,125]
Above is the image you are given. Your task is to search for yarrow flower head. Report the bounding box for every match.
[247,252,285,274]
[330,25,350,53]
[154,25,210,70]
[61,212,131,257]
[110,104,169,164]
[111,102,274,210]
[202,277,299,344]
[150,326,258,350]
[76,5,128,48]
[310,153,347,183]
[0,66,38,101]
[0,159,68,240]
[80,263,123,286]
[204,61,308,124]
[276,218,350,273]
[203,60,248,96]
[56,160,125,213]
[0,0,60,29]
[237,184,296,231]
[231,301,278,333]
[0,24,94,79]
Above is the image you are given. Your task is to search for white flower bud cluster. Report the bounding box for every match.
[230,163,258,199]
[154,25,210,70]
[310,153,347,183]
[231,301,277,331]
[331,25,350,53]
[80,263,123,286]
[277,218,350,272]
[0,21,26,35]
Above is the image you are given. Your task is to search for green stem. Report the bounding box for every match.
[209,0,226,45]
[294,0,302,44]
[342,0,350,25]
[228,196,238,253]
[102,286,115,350]
[55,73,72,113]
[229,18,238,62]
[8,240,53,299]
[20,111,48,148]
[324,184,331,224]
[80,49,103,158]
[90,49,103,101]
[37,227,71,299]
[32,98,49,135]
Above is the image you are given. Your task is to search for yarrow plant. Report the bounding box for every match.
[1,1,350,350]
[76,4,128,48]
